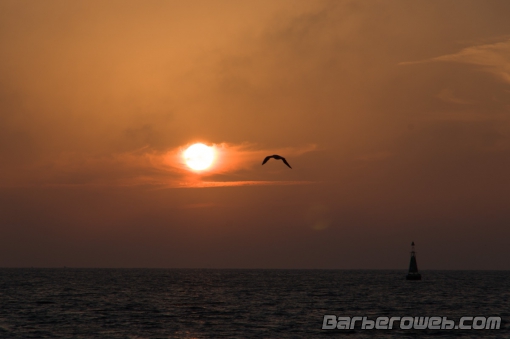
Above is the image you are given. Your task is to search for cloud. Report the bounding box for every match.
[152,142,318,187]
[1,143,318,188]
[168,180,315,188]
[436,88,473,105]
[401,39,510,84]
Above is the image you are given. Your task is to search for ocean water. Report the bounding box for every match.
[0,269,507,338]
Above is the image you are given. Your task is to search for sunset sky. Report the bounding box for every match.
[1,0,509,269]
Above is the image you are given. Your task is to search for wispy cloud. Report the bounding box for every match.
[157,142,318,188]
[401,39,510,84]
[4,143,318,188]
[436,88,473,105]
[168,180,316,188]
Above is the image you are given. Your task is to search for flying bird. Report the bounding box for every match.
[262,155,292,169]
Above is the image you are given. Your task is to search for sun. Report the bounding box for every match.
[183,143,215,171]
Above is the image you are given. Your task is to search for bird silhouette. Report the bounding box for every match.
[262,155,292,169]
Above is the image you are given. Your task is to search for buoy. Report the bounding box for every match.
[406,241,421,280]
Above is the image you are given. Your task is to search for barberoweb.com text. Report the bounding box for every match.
[322,316,501,330]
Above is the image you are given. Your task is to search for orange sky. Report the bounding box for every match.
[1,0,509,268]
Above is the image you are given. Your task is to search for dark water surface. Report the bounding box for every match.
[0,269,508,338]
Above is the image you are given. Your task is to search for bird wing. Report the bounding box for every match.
[282,158,292,169]
[262,156,272,165]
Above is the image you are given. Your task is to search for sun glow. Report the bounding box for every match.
[183,143,215,171]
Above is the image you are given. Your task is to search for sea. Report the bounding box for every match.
[0,269,508,338]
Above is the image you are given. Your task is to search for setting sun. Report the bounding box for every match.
[183,143,215,171]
